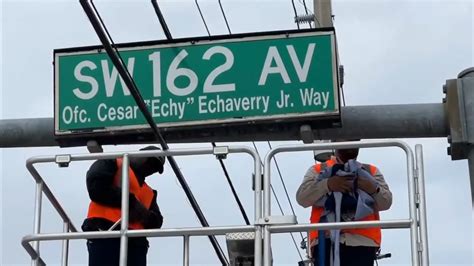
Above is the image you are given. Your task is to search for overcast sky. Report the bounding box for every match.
[1,0,473,265]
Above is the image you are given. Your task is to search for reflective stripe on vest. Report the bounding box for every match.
[309,159,381,246]
[87,158,155,229]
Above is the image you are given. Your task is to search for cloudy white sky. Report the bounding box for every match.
[1,0,473,265]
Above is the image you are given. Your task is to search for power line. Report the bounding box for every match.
[213,3,303,259]
[253,142,286,215]
[298,0,312,28]
[193,1,251,227]
[81,1,228,264]
[290,0,301,30]
[151,0,172,40]
[252,142,303,261]
[148,1,229,263]
[298,0,311,15]
[218,0,231,34]
[84,0,160,143]
[212,142,251,225]
[267,141,305,243]
[195,0,211,36]
[90,1,115,50]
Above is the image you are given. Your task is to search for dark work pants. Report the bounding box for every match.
[87,237,149,266]
[312,239,378,266]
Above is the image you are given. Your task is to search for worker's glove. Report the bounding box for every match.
[129,197,149,223]
[144,190,163,229]
[129,192,164,228]
[143,209,163,229]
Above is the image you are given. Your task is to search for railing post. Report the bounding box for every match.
[253,151,263,266]
[32,180,43,266]
[183,235,190,266]
[263,153,272,266]
[405,148,420,266]
[119,154,130,266]
[61,222,69,266]
[415,145,430,266]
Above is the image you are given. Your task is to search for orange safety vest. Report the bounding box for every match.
[87,158,155,229]
[309,158,381,246]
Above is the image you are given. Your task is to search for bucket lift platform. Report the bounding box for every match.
[21,140,429,266]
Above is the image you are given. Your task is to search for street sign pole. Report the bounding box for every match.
[314,0,333,28]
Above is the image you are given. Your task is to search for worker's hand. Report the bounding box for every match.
[129,194,163,228]
[129,199,149,223]
[144,210,163,229]
[357,176,378,195]
[327,176,354,193]
[145,191,163,229]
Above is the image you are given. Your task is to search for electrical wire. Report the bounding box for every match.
[298,0,312,29]
[212,2,304,259]
[91,2,114,47]
[195,0,211,36]
[291,0,301,30]
[298,0,310,15]
[89,1,311,262]
[83,1,228,264]
[192,1,250,228]
[90,1,130,79]
[148,1,229,262]
[151,0,172,40]
[212,142,251,225]
[218,0,231,34]
[252,142,303,261]
[267,141,305,243]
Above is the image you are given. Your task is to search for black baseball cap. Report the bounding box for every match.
[140,146,166,174]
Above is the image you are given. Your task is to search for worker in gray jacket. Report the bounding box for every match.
[296,145,392,266]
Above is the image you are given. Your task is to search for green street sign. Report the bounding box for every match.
[54,30,340,136]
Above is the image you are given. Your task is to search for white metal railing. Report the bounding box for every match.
[22,140,429,266]
[261,140,429,266]
[22,146,261,266]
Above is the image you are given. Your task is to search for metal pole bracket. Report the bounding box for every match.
[257,215,297,225]
[213,146,229,160]
[55,154,71,168]
[444,68,474,160]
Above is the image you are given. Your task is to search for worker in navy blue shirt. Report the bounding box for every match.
[82,146,165,266]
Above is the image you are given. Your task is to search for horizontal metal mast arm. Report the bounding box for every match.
[0,104,447,148]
